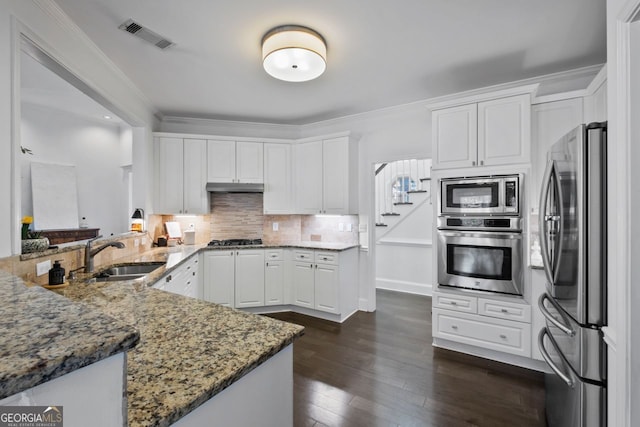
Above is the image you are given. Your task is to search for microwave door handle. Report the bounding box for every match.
[538,293,576,336]
[538,328,575,388]
[539,160,557,286]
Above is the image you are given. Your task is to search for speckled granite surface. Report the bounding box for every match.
[0,269,139,399]
[53,246,304,427]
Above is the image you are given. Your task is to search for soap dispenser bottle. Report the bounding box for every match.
[49,260,65,286]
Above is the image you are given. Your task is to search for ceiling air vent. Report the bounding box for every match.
[118,19,174,50]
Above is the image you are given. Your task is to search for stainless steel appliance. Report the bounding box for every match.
[437,216,524,295]
[208,238,263,246]
[440,174,521,216]
[537,122,607,427]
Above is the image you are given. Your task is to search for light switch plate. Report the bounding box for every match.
[36,260,51,276]
[347,223,353,232]
[272,222,279,231]
[134,239,140,247]
[338,223,344,232]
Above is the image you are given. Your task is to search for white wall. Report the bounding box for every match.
[605,1,637,426]
[0,0,158,257]
[20,104,130,237]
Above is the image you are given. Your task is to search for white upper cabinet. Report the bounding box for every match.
[293,135,356,215]
[294,140,324,214]
[207,140,263,183]
[155,137,208,215]
[432,94,531,169]
[263,143,293,214]
[432,104,478,169]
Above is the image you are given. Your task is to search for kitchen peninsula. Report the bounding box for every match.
[0,244,304,427]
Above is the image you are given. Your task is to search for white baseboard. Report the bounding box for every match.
[376,278,433,296]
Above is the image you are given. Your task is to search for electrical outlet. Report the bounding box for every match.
[141,237,147,245]
[272,222,279,231]
[347,223,353,232]
[339,223,345,232]
[134,239,140,247]
[36,260,51,277]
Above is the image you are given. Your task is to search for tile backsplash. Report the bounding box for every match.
[149,193,359,245]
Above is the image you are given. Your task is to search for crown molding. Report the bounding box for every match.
[31,0,160,124]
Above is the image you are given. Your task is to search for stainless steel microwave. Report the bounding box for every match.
[439,174,522,216]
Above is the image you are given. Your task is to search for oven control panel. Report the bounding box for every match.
[437,216,521,232]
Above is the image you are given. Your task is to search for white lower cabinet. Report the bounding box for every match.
[314,261,339,314]
[202,249,265,308]
[265,249,284,305]
[235,249,265,308]
[432,291,532,358]
[154,256,202,299]
[292,260,315,308]
[203,250,236,307]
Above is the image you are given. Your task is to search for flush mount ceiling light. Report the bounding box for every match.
[261,25,327,82]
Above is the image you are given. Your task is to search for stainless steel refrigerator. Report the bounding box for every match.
[537,122,607,427]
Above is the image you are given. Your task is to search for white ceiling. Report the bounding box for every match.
[52,0,606,125]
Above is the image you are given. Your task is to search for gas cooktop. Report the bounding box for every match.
[207,238,263,247]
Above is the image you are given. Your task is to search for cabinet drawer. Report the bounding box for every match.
[294,250,313,262]
[265,249,284,261]
[433,293,477,314]
[315,251,338,265]
[478,298,531,323]
[433,308,531,357]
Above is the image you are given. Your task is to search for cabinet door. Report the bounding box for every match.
[183,139,209,214]
[531,98,583,204]
[292,261,315,308]
[314,263,340,314]
[265,260,284,305]
[322,137,350,215]
[156,137,184,214]
[263,143,292,214]
[432,104,477,169]
[236,142,264,183]
[235,249,265,308]
[478,94,531,166]
[207,140,236,183]
[293,140,323,214]
[203,251,235,307]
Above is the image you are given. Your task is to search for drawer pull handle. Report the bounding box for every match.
[499,334,507,339]
[501,309,508,313]
[451,325,458,330]
[450,301,457,305]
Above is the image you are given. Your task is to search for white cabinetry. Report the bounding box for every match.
[293,135,356,214]
[203,250,235,307]
[263,143,292,214]
[154,256,202,299]
[265,249,284,305]
[202,249,266,308]
[207,140,263,183]
[432,94,531,169]
[432,291,532,358]
[235,249,265,308]
[291,249,358,317]
[155,137,208,214]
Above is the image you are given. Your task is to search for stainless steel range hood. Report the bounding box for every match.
[206,182,264,193]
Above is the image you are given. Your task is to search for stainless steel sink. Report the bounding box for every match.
[93,262,165,282]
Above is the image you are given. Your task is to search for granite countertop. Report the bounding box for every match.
[2,241,356,425]
[0,269,139,400]
[53,246,304,427]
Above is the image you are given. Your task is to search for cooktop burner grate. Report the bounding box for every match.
[207,238,263,247]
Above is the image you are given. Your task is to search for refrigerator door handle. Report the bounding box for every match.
[552,166,566,285]
[538,293,576,337]
[538,328,575,388]
[539,160,556,286]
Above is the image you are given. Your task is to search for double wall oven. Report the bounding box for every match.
[437,174,524,296]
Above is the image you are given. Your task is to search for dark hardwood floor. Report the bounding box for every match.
[267,289,546,427]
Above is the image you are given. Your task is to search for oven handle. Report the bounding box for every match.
[538,293,575,337]
[437,230,522,240]
[538,328,575,388]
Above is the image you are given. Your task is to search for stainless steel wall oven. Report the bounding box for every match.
[437,216,524,296]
